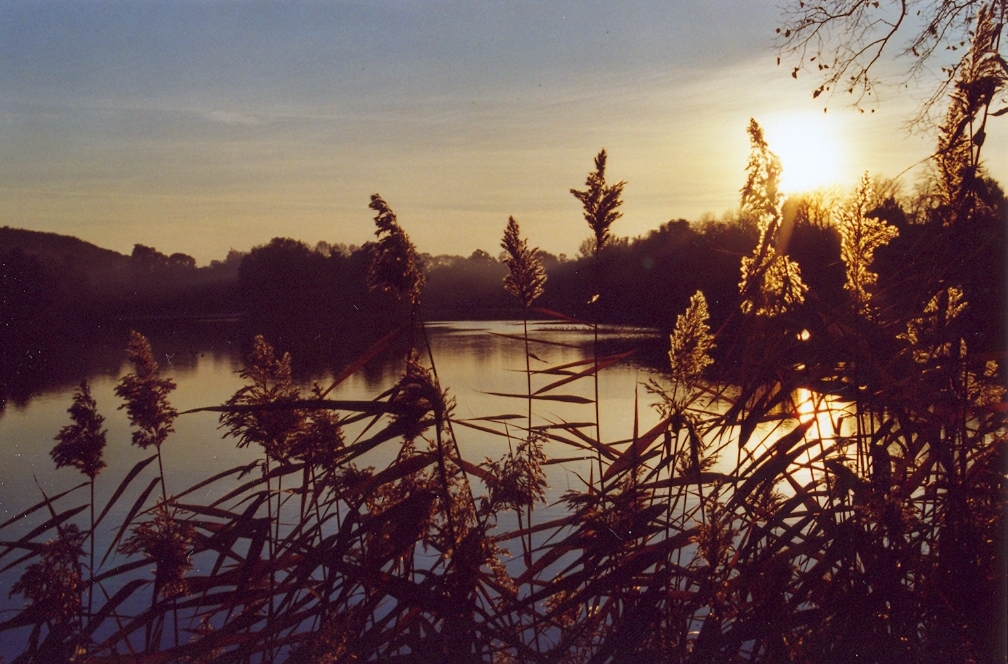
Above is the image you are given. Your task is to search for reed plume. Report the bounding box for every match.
[120,504,194,600]
[668,290,715,390]
[115,331,178,501]
[367,193,425,307]
[10,524,84,627]
[115,331,178,452]
[220,334,301,460]
[51,380,107,481]
[738,119,808,316]
[501,216,546,309]
[836,173,899,317]
[51,379,107,633]
[570,149,625,256]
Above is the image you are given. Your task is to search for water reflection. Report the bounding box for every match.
[0,321,667,520]
[1,320,864,521]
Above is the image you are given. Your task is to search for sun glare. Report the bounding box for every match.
[762,113,847,195]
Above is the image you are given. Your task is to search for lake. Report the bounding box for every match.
[0,319,866,658]
[0,319,673,531]
[0,320,675,652]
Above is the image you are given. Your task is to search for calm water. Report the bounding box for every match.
[0,320,860,655]
[0,320,670,525]
[0,320,672,651]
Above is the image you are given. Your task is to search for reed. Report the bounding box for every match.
[0,15,1004,661]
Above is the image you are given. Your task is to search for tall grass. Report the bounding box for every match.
[0,14,1004,661]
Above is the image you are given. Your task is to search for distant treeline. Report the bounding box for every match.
[234,180,1004,360]
[1,179,1004,402]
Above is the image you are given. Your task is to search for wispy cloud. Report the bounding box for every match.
[203,110,260,126]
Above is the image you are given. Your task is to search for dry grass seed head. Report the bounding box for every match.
[669,291,715,388]
[290,383,346,471]
[120,505,195,599]
[738,119,809,316]
[500,216,547,308]
[899,286,968,363]
[480,433,547,516]
[115,331,178,450]
[570,149,626,254]
[836,173,899,317]
[367,194,425,306]
[10,524,85,627]
[389,350,452,442]
[221,335,302,460]
[51,380,107,480]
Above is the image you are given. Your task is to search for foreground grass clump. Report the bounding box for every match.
[1,17,1005,661]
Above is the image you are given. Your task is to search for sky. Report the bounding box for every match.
[1,1,1004,264]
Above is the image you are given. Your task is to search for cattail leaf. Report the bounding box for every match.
[555,423,619,460]
[530,306,589,326]
[642,472,733,491]
[0,503,87,563]
[183,398,400,417]
[603,416,671,481]
[464,414,526,424]
[343,453,436,500]
[93,453,158,531]
[452,418,512,438]
[174,502,244,521]
[81,578,148,639]
[456,457,495,483]
[482,391,594,404]
[0,605,48,634]
[208,475,271,510]
[339,417,428,465]
[170,460,260,505]
[91,557,150,584]
[100,476,160,569]
[531,351,636,379]
[542,455,593,465]
[488,331,581,349]
[532,353,631,396]
[489,513,580,544]
[320,325,404,398]
[0,548,47,576]
[735,420,815,501]
[0,481,87,533]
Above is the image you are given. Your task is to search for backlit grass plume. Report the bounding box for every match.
[220,334,301,460]
[290,383,346,472]
[738,119,808,316]
[10,525,85,629]
[933,3,1006,225]
[51,379,107,628]
[115,331,178,452]
[367,193,425,306]
[116,331,178,500]
[390,349,452,442]
[837,173,899,317]
[668,290,715,388]
[501,216,546,309]
[570,149,625,256]
[120,505,194,600]
[51,380,107,481]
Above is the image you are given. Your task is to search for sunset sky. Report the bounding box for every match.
[2,1,1004,264]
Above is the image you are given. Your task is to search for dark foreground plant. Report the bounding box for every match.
[0,17,1004,660]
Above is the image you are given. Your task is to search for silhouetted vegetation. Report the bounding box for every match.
[0,6,1005,659]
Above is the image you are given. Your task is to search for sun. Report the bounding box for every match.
[761,113,848,195]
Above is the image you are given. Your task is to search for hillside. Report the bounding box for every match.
[0,226,129,270]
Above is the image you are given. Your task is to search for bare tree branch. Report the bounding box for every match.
[778,0,1006,126]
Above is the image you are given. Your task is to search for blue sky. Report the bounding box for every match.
[1,1,1003,263]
